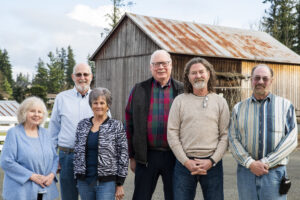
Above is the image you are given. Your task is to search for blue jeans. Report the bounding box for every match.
[237,164,287,200]
[133,150,175,200]
[173,159,224,200]
[77,180,116,200]
[59,150,78,200]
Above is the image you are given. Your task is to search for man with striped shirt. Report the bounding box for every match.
[229,64,298,200]
[125,50,183,200]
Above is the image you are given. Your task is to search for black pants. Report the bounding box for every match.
[37,193,43,200]
[132,150,175,200]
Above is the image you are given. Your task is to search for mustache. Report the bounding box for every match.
[194,78,205,82]
[255,84,265,88]
[78,80,87,83]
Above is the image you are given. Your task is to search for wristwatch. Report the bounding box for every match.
[209,157,216,167]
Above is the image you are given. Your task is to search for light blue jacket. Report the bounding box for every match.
[0,124,59,200]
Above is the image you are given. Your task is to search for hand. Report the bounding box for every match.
[184,159,207,175]
[130,158,136,173]
[194,159,213,171]
[30,173,46,188]
[56,162,61,174]
[115,186,124,200]
[249,160,269,176]
[43,173,55,186]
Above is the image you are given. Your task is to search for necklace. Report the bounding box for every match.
[203,95,208,108]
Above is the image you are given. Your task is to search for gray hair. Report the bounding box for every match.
[183,57,216,93]
[17,96,48,125]
[72,63,92,74]
[251,64,273,77]
[150,49,171,65]
[89,87,112,109]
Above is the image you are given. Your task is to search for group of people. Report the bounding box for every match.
[0,49,297,200]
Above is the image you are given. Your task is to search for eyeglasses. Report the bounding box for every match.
[151,61,171,68]
[75,73,90,77]
[252,76,271,82]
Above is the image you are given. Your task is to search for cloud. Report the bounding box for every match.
[67,4,114,28]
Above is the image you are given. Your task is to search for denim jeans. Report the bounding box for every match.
[173,159,224,200]
[77,180,116,200]
[59,150,78,200]
[237,164,287,200]
[133,150,175,200]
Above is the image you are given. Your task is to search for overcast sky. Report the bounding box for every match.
[0,0,269,79]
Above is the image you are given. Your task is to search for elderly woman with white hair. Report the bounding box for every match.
[0,96,59,200]
[73,87,128,200]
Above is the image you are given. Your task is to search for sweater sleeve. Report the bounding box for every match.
[0,128,34,185]
[210,97,230,163]
[167,96,189,165]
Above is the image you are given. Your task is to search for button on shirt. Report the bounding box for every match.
[228,93,298,168]
[49,87,93,148]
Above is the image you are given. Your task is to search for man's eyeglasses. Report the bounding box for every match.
[252,76,271,82]
[151,61,171,68]
[75,73,90,77]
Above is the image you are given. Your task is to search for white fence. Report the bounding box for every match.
[0,116,49,151]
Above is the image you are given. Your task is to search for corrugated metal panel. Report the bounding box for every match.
[0,101,19,117]
[126,13,300,64]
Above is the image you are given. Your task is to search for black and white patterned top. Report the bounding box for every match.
[73,117,128,185]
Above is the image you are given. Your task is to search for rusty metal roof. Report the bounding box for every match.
[0,100,19,117]
[92,13,300,64]
[126,13,300,64]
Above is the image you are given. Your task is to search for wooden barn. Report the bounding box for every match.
[91,13,300,122]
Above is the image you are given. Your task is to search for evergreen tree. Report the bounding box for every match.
[32,58,49,89]
[65,46,76,88]
[106,0,134,28]
[47,51,65,93]
[12,73,31,103]
[29,85,47,103]
[88,54,95,87]
[262,0,297,50]
[295,1,300,53]
[0,49,14,86]
[0,71,12,99]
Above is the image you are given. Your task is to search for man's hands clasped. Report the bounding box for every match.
[184,158,214,175]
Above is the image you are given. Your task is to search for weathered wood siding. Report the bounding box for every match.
[241,61,300,110]
[94,18,159,121]
[171,54,242,83]
[94,18,159,60]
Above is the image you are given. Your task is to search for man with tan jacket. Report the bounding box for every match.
[167,57,229,200]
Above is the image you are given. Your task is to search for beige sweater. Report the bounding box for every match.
[167,93,229,165]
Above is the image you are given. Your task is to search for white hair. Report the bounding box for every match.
[150,50,171,65]
[17,96,48,125]
[72,63,92,74]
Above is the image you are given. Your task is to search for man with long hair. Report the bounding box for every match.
[168,57,229,200]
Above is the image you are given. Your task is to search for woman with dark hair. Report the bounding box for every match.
[0,96,59,200]
[73,87,128,200]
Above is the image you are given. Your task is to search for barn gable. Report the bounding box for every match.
[91,13,300,121]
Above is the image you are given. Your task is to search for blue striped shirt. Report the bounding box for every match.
[228,93,298,168]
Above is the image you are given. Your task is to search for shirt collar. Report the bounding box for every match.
[153,78,171,88]
[251,93,272,103]
[73,87,91,98]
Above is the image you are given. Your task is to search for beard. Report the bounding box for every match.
[193,80,206,89]
[75,80,90,93]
